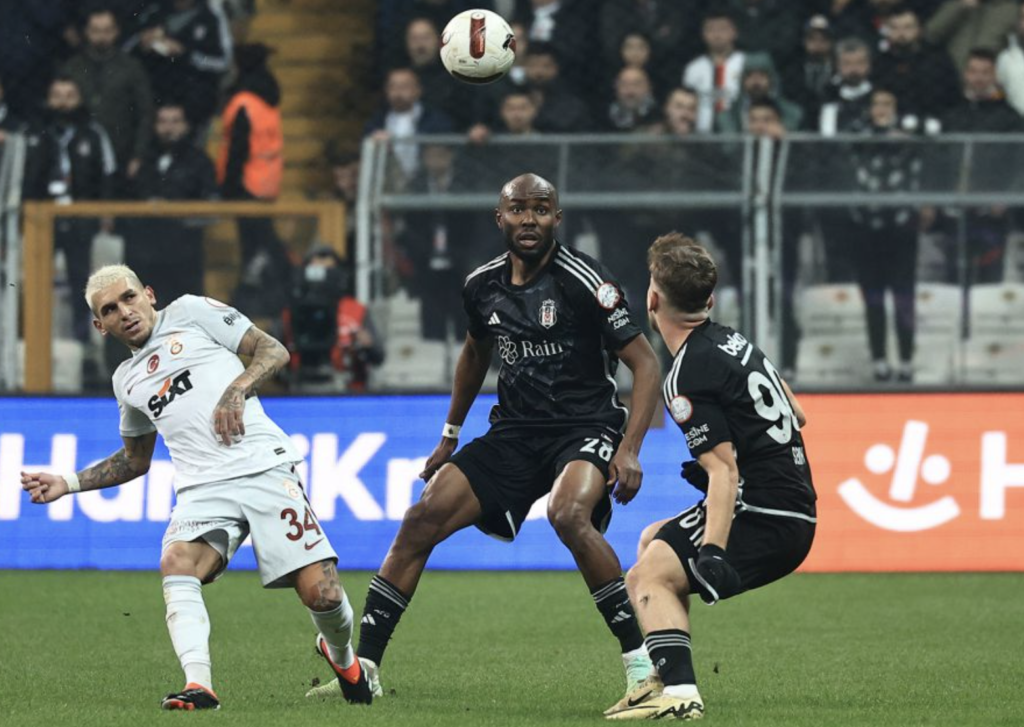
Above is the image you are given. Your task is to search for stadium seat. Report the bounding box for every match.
[798,284,866,337]
[16,340,84,392]
[962,336,1024,384]
[968,283,1024,337]
[795,334,873,386]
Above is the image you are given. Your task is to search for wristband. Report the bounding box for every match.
[699,543,726,559]
[64,472,82,494]
[442,423,462,439]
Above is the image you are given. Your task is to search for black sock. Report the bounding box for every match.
[356,575,410,666]
[591,576,645,653]
[645,629,697,686]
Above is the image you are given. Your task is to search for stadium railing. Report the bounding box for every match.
[358,133,1024,390]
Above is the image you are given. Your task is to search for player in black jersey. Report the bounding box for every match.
[344,174,663,708]
[605,233,817,721]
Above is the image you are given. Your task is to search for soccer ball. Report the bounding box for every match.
[440,9,516,85]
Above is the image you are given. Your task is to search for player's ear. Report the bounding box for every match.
[554,208,562,226]
[494,207,502,228]
[92,318,107,336]
[647,285,658,313]
[706,293,715,312]
[145,285,157,306]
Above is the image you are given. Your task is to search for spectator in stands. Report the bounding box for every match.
[606,67,660,131]
[728,0,802,67]
[405,17,475,131]
[660,86,700,137]
[325,145,360,263]
[941,47,1024,282]
[780,15,835,129]
[716,57,804,132]
[127,102,217,304]
[365,67,454,183]
[377,0,486,73]
[599,0,700,96]
[217,42,291,319]
[284,244,384,392]
[399,143,486,339]
[515,0,596,96]
[684,8,761,132]
[498,90,539,135]
[996,1,1024,114]
[23,75,117,342]
[0,1,68,118]
[925,0,1017,71]
[127,0,232,128]
[521,43,591,132]
[848,87,923,382]
[63,8,154,192]
[874,5,961,118]
[820,36,875,134]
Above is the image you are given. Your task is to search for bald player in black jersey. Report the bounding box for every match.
[605,233,816,721]
[345,174,663,708]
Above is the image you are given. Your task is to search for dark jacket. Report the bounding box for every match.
[0,101,23,132]
[873,44,961,119]
[819,81,873,135]
[134,138,218,200]
[23,112,117,201]
[363,103,454,137]
[127,0,232,123]
[61,49,154,165]
[941,95,1024,132]
[779,52,834,130]
[849,123,924,230]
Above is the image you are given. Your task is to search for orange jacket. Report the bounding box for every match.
[217,91,282,199]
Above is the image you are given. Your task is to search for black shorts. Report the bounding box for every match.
[449,426,621,541]
[654,499,815,604]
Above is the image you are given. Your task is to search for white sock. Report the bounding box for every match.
[309,594,355,669]
[163,575,213,690]
[664,683,701,699]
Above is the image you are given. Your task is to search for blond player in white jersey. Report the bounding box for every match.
[20,265,373,711]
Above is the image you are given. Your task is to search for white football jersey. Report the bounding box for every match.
[112,295,301,492]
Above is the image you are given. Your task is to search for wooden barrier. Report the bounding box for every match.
[21,200,345,392]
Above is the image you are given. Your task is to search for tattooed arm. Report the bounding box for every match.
[20,432,157,503]
[212,325,290,445]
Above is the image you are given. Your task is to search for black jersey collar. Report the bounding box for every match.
[504,240,561,289]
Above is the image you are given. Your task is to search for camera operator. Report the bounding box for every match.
[282,245,384,392]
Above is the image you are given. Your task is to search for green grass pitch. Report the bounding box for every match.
[1,571,1021,726]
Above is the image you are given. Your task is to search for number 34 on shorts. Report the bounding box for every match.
[280,505,323,546]
[580,437,614,462]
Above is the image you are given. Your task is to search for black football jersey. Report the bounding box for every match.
[663,320,816,515]
[463,243,643,432]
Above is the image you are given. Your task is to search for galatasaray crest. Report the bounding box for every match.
[539,299,557,328]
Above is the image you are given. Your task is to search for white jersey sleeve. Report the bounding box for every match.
[178,295,252,352]
[112,362,157,437]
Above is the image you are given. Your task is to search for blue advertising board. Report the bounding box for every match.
[0,396,698,572]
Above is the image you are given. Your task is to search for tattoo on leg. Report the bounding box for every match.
[311,560,343,610]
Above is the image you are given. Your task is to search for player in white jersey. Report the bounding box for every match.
[19,265,373,710]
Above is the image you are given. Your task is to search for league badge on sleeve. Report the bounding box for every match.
[539,299,557,328]
[596,282,621,310]
[670,395,693,424]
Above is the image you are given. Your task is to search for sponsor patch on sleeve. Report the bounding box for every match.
[596,282,621,310]
[670,395,693,424]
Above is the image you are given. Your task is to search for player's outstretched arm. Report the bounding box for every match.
[213,325,290,446]
[420,333,494,481]
[20,431,157,504]
[608,334,661,504]
[694,442,742,601]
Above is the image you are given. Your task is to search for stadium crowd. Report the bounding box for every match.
[3,0,1024,388]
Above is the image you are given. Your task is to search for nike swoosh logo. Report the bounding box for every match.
[627,692,653,707]
[305,538,325,551]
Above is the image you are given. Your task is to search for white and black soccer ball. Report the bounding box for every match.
[440,9,516,85]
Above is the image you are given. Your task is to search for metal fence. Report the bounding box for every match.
[358,133,1024,390]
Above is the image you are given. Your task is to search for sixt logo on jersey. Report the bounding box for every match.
[717,331,748,357]
[148,370,194,418]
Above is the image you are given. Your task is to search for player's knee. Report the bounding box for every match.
[636,522,661,561]
[546,501,591,543]
[160,545,199,578]
[396,500,445,550]
[624,563,648,603]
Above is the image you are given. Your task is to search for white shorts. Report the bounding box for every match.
[162,462,338,588]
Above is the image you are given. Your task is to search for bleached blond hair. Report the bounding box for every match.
[84,265,145,313]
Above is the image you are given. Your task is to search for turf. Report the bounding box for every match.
[0,571,1021,726]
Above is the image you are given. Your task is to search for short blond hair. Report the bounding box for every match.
[84,265,144,312]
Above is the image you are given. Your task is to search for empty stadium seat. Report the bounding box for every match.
[969,283,1024,337]
[962,336,1024,385]
[799,284,866,337]
[795,335,873,386]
